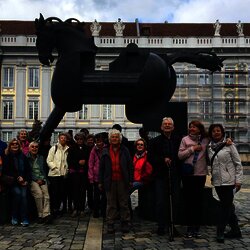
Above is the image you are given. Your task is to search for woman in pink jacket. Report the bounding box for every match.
[178,120,209,238]
[88,133,107,218]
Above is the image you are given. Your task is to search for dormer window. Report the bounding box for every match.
[141,27,151,36]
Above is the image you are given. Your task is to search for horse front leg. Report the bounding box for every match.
[38,105,66,143]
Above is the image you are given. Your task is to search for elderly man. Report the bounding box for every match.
[27,141,52,224]
[148,117,182,237]
[99,129,133,234]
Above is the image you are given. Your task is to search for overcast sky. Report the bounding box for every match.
[0,0,250,23]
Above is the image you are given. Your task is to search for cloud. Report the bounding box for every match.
[173,0,250,23]
[0,0,249,23]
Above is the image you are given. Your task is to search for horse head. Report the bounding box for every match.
[35,14,62,66]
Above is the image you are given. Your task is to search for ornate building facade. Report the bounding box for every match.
[0,19,249,155]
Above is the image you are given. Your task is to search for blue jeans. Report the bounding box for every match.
[11,185,28,220]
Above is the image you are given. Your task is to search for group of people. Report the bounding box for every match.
[0,119,243,244]
[148,118,243,243]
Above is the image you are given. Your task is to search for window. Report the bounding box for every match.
[3,100,13,119]
[102,104,112,120]
[28,67,39,88]
[3,67,14,88]
[199,74,209,85]
[2,131,13,142]
[225,100,235,120]
[141,27,151,36]
[201,101,210,120]
[78,105,88,119]
[28,101,39,119]
[176,74,184,85]
[225,73,234,85]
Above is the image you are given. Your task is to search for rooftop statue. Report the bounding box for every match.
[35,14,223,141]
[236,20,244,36]
[214,19,221,36]
[114,18,125,36]
[90,19,101,36]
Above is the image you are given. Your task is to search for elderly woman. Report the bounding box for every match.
[27,141,51,224]
[178,120,209,238]
[17,129,30,155]
[207,124,243,243]
[99,129,133,234]
[2,138,31,226]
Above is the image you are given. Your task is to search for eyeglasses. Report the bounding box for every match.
[137,143,144,146]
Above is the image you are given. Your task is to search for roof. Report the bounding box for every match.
[0,20,250,37]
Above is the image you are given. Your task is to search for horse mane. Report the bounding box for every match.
[45,17,85,32]
[36,14,85,34]
[45,17,63,23]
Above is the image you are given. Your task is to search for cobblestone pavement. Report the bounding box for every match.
[0,174,250,250]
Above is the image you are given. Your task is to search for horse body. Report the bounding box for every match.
[35,14,223,141]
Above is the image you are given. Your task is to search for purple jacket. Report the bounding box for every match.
[178,135,209,176]
[88,145,106,183]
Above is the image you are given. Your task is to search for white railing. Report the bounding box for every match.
[1,35,37,46]
[1,34,250,49]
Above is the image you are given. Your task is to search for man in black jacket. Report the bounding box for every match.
[148,117,182,236]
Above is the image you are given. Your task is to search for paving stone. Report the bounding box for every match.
[70,244,83,249]
[1,175,250,249]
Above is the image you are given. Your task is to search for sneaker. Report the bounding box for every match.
[193,231,202,238]
[185,232,193,238]
[37,217,44,224]
[185,227,194,238]
[21,219,29,227]
[121,222,130,233]
[216,235,225,243]
[11,217,18,226]
[224,230,242,238]
[43,215,53,224]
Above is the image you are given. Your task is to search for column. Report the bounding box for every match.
[15,65,26,128]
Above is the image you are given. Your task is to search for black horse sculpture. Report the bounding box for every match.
[35,14,223,140]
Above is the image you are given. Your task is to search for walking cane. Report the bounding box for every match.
[168,163,174,242]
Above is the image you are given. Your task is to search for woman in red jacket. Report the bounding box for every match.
[131,138,153,192]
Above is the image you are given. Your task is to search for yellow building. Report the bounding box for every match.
[0,19,249,155]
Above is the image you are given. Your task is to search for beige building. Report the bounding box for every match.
[0,19,249,155]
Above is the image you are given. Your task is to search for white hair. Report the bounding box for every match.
[162,117,174,125]
[29,141,39,148]
[108,129,122,142]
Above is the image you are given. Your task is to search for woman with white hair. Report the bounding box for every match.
[99,129,133,234]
